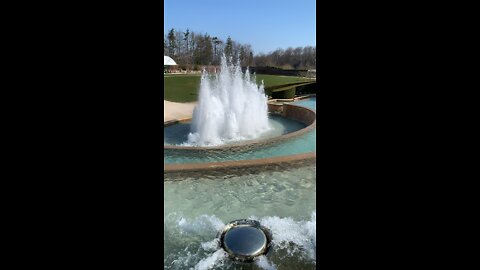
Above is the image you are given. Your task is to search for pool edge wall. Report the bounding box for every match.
[164,152,316,177]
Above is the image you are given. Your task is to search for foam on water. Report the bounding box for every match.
[201,239,220,252]
[193,249,228,270]
[255,255,277,270]
[177,214,226,236]
[187,55,270,146]
[165,212,316,269]
[257,211,316,261]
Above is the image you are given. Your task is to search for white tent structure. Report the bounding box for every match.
[164,56,177,66]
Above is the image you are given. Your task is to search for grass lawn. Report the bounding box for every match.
[164,74,312,102]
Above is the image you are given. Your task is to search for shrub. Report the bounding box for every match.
[295,82,317,95]
[267,81,311,91]
[268,82,316,99]
[271,87,296,99]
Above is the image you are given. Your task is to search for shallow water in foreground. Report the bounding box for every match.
[164,165,316,270]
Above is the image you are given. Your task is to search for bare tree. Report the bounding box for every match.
[163,28,315,70]
[183,29,190,54]
[253,46,316,69]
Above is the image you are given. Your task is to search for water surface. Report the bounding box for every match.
[164,114,305,146]
[164,165,316,269]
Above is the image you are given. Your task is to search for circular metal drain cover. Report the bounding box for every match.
[218,219,272,262]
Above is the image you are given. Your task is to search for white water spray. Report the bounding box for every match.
[187,55,270,146]
[194,249,228,270]
[255,255,278,270]
[165,212,316,269]
[258,211,316,261]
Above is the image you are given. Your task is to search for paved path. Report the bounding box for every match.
[164,100,196,122]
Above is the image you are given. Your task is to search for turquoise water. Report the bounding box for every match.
[164,98,316,164]
[164,130,315,164]
[164,165,316,269]
[164,114,306,146]
[294,97,316,110]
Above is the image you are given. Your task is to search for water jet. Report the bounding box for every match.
[187,55,270,146]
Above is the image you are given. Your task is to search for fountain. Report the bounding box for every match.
[163,57,317,172]
[187,56,270,146]
[164,51,317,174]
[163,57,318,268]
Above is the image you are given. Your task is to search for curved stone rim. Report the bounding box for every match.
[164,151,316,173]
[164,103,316,151]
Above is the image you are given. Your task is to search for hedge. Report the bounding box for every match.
[271,87,296,99]
[295,82,317,95]
[267,81,317,99]
[265,82,312,96]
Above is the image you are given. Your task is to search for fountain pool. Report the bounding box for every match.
[291,97,316,110]
[164,54,316,268]
[164,97,317,269]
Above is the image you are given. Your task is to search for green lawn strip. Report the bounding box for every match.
[163,76,202,102]
[255,74,311,88]
[164,74,313,103]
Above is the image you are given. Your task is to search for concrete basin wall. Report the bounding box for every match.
[164,152,316,180]
[283,104,316,126]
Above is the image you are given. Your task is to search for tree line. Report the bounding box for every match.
[164,28,316,70]
[253,46,316,70]
[164,28,254,67]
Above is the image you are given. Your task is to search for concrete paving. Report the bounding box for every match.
[164,100,196,122]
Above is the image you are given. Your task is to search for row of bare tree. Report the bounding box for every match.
[164,28,316,69]
[254,46,316,70]
[164,28,253,67]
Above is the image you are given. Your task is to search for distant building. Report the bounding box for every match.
[164,56,177,73]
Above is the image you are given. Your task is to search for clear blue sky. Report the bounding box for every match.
[164,0,316,54]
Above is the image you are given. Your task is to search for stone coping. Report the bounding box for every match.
[164,104,316,151]
[164,151,316,176]
[268,94,316,104]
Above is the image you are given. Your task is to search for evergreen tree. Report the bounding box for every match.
[167,28,176,57]
[183,29,190,55]
[224,36,233,59]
